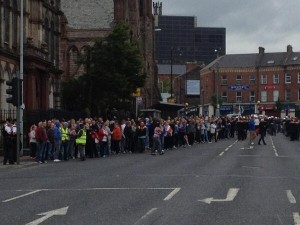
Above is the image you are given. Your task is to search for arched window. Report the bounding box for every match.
[44,18,49,47]
[4,0,11,44]
[68,46,79,78]
[12,0,18,47]
[50,21,55,62]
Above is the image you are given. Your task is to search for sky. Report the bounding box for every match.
[160,0,300,54]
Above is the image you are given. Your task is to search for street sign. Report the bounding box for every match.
[264,85,276,90]
[167,98,176,103]
[132,88,141,97]
[228,85,249,91]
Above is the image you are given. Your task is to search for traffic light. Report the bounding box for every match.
[6,77,22,107]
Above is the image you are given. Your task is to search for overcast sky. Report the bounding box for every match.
[160,0,300,54]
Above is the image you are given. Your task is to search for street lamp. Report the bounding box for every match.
[170,47,173,100]
[214,49,220,117]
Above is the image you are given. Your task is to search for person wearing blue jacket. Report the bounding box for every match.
[53,121,62,162]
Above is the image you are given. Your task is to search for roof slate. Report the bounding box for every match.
[203,50,300,71]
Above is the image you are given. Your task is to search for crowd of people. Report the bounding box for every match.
[2,114,300,165]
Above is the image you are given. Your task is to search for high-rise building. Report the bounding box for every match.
[153,2,226,105]
[154,5,226,65]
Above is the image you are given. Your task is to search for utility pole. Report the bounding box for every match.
[215,49,220,117]
[17,0,24,164]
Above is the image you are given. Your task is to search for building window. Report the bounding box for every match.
[236,91,242,103]
[298,90,300,101]
[285,73,291,83]
[273,90,279,102]
[222,91,227,102]
[221,75,227,85]
[236,75,242,85]
[261,91,267,102]
[285,89,291,101]
[249,74,255,85]
[298,73,300,83]
[261,75,267,84]
[250,91,255,102]
[273,74,279,84]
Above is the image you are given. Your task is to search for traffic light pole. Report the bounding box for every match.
[16,0,24,165]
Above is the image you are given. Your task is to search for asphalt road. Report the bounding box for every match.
[1,133,300,225]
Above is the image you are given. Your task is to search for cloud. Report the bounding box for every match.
[160,0,300,53]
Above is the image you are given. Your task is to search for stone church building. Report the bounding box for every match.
[0,0,160,113]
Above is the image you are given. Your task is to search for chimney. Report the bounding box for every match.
[259,47,265,54]
[287,45,293,53]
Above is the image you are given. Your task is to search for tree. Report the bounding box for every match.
[61,23,146,115]
[275,98,283,111]
[210,94,223,110]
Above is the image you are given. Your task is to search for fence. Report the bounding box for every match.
[0,109,86,149]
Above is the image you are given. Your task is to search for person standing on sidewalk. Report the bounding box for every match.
[35,121,48,164]
[76,123,86,161]
[2,118,14,165]
[28,124,37,159]
[258,118,267,145]
[248,116,256,145]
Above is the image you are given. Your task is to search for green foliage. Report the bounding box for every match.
[275,98,283,111]
[61,23,146,115]
[210,94,223,109]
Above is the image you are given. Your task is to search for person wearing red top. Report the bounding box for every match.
[35,121,48,163]
[111,122,122,154]
[97,122,110,157]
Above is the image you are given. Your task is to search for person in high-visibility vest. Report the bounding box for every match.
[60,122,70,160]
[76,123,86,161]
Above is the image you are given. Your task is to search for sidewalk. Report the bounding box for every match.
[0,155,38,169]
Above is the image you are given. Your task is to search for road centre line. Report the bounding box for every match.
[293,212,300,225]
[133,208,158,225]
[2,190,41,203]
[164,188,181,201]
[270,136,279,157]
[15,187,178,192]
[219,140,238,156]
[287,190,297,204]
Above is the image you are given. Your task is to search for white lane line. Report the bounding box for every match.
[133,208,158,225]
[287,190,297,204]
[3,190,41,203]
[164,188,181,201]
[219,140,238,156]
[242,166,260,169]
[293,212,300,225]
[16,187,177,192]
[270,136,279,157]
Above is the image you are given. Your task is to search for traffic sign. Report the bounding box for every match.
[228,85,249,91]
[132,88,141,97]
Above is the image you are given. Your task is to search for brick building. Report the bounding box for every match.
[200,45,300,117]
[0,0,62,111]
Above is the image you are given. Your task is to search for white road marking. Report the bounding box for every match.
[198,188,240,204]
[16,187,178,192]
[2,190,41,203]
[241,166,260,169]
[26,206,68,225]
[133,208,158,225]
[293,212,300,225]
[270,136,279,157]
[219,140,238,156]
[286,190,297,204]
[164,188,181,201]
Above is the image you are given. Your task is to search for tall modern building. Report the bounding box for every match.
[154,7,226,65]
[153,2,226,105]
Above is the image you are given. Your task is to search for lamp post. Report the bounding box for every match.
[214,49,220,117]
[170,47,173,100]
